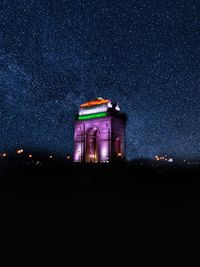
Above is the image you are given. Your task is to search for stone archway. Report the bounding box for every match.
[85,127,99,162]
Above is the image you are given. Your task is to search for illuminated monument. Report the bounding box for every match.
[74,98,127,163]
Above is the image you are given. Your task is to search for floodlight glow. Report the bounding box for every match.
[80,99,109,108]
[79,104,108,115]
[78,112,107,120]
[74,98,126,163]
[115,104,120,111]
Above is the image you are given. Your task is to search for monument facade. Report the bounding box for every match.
[74,98,127,163]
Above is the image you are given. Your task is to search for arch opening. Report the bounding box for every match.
[85,127,99,162]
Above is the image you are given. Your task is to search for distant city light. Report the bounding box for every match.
[16,149,23,154]
[154,155,173,162]
[28,154,33,158]
[67,156,70,159]
[49,155,53,159]
[1,153,7,157]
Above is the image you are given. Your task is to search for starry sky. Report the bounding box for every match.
[1,0,200,159]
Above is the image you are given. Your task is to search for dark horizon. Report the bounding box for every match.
[1,146,200,266]
[2,146,200,162]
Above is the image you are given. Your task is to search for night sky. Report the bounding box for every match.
[1,0,200,159]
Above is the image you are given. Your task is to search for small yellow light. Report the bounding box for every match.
[17,149,23,154]
[28,154,32,158]
[118,153,121,157]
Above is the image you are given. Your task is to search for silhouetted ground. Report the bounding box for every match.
[0,159,200,266]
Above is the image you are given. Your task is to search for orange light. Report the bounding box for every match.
[17,149,23,154]
[118,153,121,157]
[80,99,109,108]
[155,155,160,161]
[28,154,32,158]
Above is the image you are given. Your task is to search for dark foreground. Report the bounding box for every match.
[1,161,200,266]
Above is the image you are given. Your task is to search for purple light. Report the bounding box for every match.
[74,99,126,163]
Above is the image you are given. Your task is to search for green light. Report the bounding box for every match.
[78,112,107,120]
